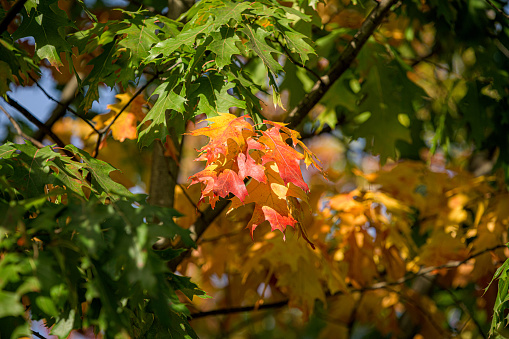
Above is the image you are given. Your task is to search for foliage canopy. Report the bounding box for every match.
[1,0,509,338]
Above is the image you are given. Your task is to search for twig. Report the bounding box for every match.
[274,38,322,82]
[4,94,67,148]
[428,276,488,339]
[190,299,289,319]
[284,0,399,129]
[484,0,509,19]
[188,244,507,319]
[28,74,100,134]
[31,331,47,339]
[93,74,159,158]
[0,105,45,148]
[363,243,507,291]
[0,0,28,35]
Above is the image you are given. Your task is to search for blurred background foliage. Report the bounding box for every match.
[1,0,509,338]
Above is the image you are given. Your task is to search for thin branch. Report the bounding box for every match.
[31,331,47,339]
[93,74,159,158]
[28,74,100,134]
[363,243,507,291]
[188,244,507,319]
[0,0,28,35]
[4,94,67,148]
[190,299,289,319]
[284,0,400,129]
[0,105,45,148]
[274,38,322,82]
[428,276,488,339]
[484,0,509,19]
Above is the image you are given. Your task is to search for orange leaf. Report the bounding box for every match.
[93,92,146,142]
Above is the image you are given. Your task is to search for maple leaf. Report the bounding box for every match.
[258,127,308,192]
[229,162,307,236]
[93,92,146,142]
[187,113,254,161]
[188,115,324,238]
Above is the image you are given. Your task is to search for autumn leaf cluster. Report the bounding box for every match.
[188,113,322,237]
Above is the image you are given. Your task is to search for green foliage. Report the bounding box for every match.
[0,143,203,338]
[1,0,509,337]
[487,251,509,338]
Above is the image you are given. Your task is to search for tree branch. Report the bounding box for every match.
[0,0,27,35]
[188,244,507,319]
[29,74,99,137]
[93,74,159,158]
[4,94,66,148]
[284,0,399,129]
[483,0,509,19]
[0,105,45,148]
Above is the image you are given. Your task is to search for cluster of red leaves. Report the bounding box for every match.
[188,113,323,238]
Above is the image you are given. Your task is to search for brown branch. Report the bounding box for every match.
[93,74,159,158]
[28,74,99,135]
[0,105,45,148]
[0,0,28,35]
[364,243,507,291]
[4,94,67,148]
[385,285,452,338]
[31,331,46,339]
[484,0,509,19]
[284,0,400,129]
[188,244,507,319]
[190,299,289,319]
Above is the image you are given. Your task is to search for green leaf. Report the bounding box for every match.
[80,41,122,111]
[64,144,134,201]
[12,1,74,68]
[35,296,59,318]
[118,12,162,67]
[51,310,76,339]
[275,20,315,64]
[240,25,283,75]
[138,78,187,148]
[209,1,251,27]
[0,291,24,317]
[148,22,213,61]
[208,26,241,70]
[169,273,207,301]
[353,65,412,162]
[189,74,246,117]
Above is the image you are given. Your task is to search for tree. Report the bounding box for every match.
[1,0,509,338]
